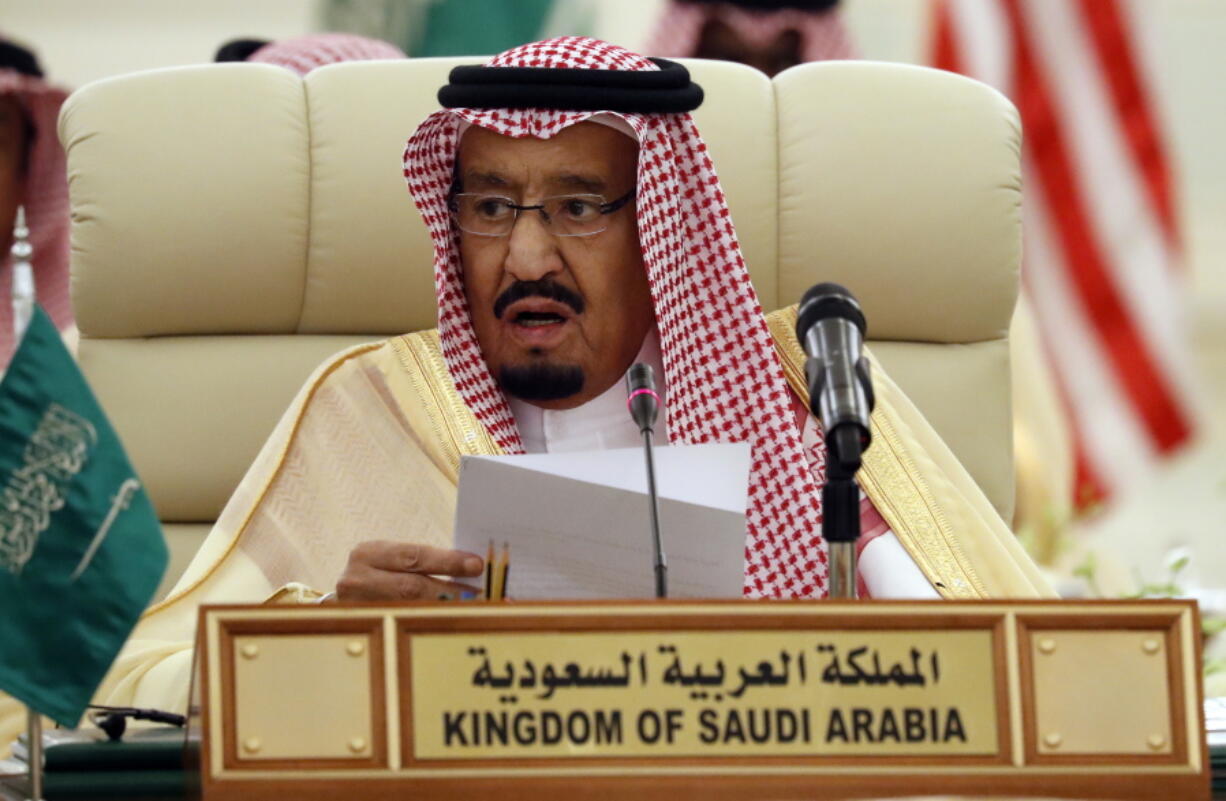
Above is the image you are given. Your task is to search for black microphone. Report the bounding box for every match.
[795,282,875,471]
[625,363,667,599]
[795,283,875,600]
[626,363,660,433]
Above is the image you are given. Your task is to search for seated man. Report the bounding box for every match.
[0,37,1049,742]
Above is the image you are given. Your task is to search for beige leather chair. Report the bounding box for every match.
[58,58,1020,598]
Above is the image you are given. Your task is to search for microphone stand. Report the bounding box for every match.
[627,363,667,599]
[823,426,862,600]
[640,426,668,599]
[11,207,35,343]
[796,282,875,600]
[26,706,43,801]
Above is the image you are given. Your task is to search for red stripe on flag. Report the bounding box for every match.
[1076,0,1181,250]
[1025,267,1112,509]
[1001,0,1191,453]
[931,0,963,73]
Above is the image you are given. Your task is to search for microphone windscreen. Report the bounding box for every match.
[626,362,655,393]
[796,282,867,344]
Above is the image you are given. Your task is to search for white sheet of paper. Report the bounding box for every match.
[453,443,750,599]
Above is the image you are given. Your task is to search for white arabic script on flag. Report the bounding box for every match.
[0,403,97,574]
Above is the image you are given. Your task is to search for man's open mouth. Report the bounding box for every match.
[514,310,568,327]
[501,298,577,347]
[502,298,577,325]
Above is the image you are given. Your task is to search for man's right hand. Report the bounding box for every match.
[333,541,484,602]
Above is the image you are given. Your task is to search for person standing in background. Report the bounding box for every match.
[645,0,854,76]
[214,32,405,76]
[0,37,70,366]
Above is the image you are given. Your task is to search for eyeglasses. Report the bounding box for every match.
[449,189,635,238]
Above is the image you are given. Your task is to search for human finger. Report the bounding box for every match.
[350,541,484,577]
[337,567,480,603]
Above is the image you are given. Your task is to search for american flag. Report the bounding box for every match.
[931,0,1197,510]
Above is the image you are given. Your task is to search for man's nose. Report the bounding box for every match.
[503,210,564,281]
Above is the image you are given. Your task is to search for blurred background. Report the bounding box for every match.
[2,0,1224,642]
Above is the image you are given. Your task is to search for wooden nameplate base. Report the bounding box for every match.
[196,599,1208,800]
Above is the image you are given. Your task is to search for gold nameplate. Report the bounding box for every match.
[410,629,999,759]
[197,600,1209,801]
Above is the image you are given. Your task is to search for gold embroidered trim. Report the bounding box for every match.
[388,334,460,475]
[765,306,984,599]
[391,332,503,471]
[858,408,986,599]
[143,340,387,618]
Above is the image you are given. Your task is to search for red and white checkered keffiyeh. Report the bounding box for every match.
[403,36,828,598]
[0,67,70,364]
[250,33,405,76]
[645,1,856,63]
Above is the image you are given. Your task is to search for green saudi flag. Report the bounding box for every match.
[0,306,167,726]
